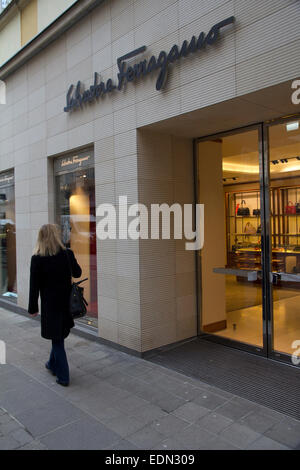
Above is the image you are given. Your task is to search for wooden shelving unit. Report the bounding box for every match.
[225,187,300,274]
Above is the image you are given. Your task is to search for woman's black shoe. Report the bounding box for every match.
[56,379,69,387]
[45,362,56,376]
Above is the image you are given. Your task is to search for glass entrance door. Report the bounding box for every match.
[197,126,265,354]
[196,117,300,365]
[266,118,300,361]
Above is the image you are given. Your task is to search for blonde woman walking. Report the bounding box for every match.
[28,224,81,386]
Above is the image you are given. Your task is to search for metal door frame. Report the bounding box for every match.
[194,115,300,365]
[263,115,300,366]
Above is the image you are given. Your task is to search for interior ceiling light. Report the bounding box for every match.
[222,163,259,174]
[286,121,299,132]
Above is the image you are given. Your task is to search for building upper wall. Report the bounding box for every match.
[37,0,78,33]
[0,0,78,66]
[21,0,37,46]
[0,8,20,66]
[1,0,300,160]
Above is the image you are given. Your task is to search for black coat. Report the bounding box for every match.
[28,249,82,341]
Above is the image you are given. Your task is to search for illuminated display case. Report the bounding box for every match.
[226,190,264,271]
[226,187,300,274]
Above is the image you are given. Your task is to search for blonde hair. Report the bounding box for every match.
[34,224,65,256]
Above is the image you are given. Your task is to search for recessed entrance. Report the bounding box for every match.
[196,116,300,364]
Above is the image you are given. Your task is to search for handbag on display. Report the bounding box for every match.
[296,203,300,214]
[237,200,250,216]
[244,222,257,235]
[285,201,296,215]
[253,209,260,216]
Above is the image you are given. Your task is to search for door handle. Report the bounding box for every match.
[213,267,260,281]
[270,272,281,285]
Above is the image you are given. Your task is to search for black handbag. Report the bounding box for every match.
[237,200,250,216]
[296,203,300,214]
[253,209,260,216]
[65,250,88,319]
[69,281,88,319]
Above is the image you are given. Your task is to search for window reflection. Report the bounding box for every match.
[55,157,98,328]
[0,171,17,302]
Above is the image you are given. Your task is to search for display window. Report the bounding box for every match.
[54,149,98,328]
[0,170,17,302]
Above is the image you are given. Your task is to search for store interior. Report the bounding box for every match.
[198,120,300,355]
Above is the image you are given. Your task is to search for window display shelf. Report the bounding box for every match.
[230,233,261,236]
[227,215,261,218]
[225,186,300,274]
[236,247,300,253]
[273,233,300,236]
[277,214,300,217]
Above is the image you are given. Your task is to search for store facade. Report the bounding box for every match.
[0,0,300,362]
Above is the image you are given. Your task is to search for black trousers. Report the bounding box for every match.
[48,339,69,384]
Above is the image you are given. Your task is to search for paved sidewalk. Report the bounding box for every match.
[0,308,299,450]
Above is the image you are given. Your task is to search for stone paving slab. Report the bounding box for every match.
[0,408,37,450]
[0,308,299,450]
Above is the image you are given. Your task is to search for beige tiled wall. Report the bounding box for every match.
[137,130,196,351]
[0,0,299,351]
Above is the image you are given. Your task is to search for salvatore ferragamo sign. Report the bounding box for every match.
[64,16,235,113]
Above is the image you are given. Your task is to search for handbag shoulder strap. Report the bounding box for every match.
[64,249,88,284]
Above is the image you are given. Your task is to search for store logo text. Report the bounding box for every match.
[64,16,235,113]
[61,155,90,168]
